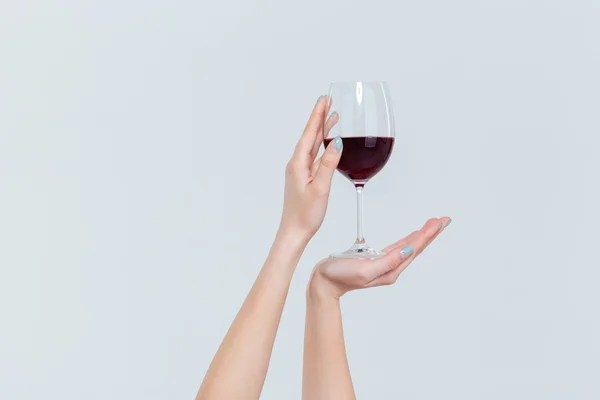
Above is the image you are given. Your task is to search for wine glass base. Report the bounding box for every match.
[330,241,384,260]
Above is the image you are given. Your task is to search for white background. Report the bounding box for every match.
[1,0,599,399]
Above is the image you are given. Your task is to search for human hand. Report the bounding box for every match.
[279,96,342,242]
[308,217,452,299]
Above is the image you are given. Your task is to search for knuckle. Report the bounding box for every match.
[285,161,294,174]
[286,160,300,175]
[383,277,395,286]
[385,260,396,273]
[379,274,395,286]
[385,269,402,286]
[313,183,329,197]
[320,154,337,170]
[413,231,426,244]
[426,217,438,226]
[387,253,402,269]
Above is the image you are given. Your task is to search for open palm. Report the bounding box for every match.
[309,217,451,299]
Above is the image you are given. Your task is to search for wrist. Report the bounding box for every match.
[267,228,310,268]
[275,226,311,250]
[307,269,343,303]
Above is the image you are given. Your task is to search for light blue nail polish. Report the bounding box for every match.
[400,246,414,259]
[316,95,323,104]
[445,219,452,227]
[438,222,443,230]
[334,136,343,152]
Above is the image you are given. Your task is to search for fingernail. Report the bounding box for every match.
[334,136,343,152]
[437,222,443,231]
[330,111,337,117]
[400,246,414,259]
[316,95,323,104]
[445,219,452,227]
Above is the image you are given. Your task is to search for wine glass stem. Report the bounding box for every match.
[355,186,365,244]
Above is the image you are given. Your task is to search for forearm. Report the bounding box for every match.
[197,230,308,400]
[303,286,356,400]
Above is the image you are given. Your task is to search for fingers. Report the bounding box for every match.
[324,111,339,138]
[357,225,432,282]
[366,217,451,286]
[312,136,343,191]
[382,218,441,255]
[359,245,416,282]
[293,95,328,165]
[418,217,451,256]
[381,230,420,254]
[309,110,341,177]
[311,109,339,157]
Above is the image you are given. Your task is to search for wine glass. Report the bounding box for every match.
[323,81,395,259]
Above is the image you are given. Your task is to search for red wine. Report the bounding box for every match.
[324,136,394,185]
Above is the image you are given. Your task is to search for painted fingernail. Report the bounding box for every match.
[334,136,343,152]
[400,246,414,259]
[316,95,323,104]
[445,219,452,227]
[437,222,443,231]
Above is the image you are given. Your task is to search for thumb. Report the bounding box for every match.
[363,245,414,282]
[313,136,343,191]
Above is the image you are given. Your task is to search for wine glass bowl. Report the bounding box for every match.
[322,136,394,187]
[323,81,395,259]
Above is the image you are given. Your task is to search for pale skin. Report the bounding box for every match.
[195,96,342,400]
[197,95,451,399]
[303,216,452,400]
